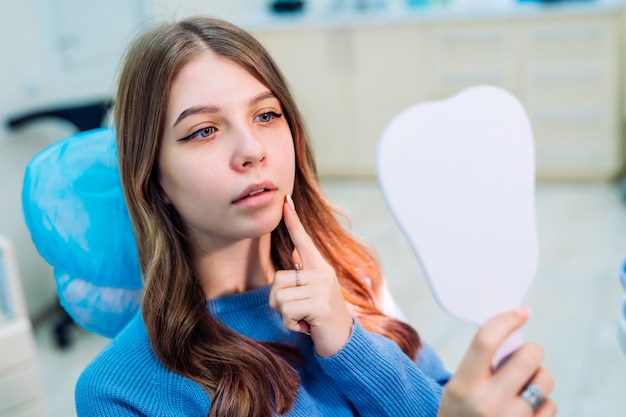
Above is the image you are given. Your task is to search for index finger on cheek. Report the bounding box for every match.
[283,195,326,269]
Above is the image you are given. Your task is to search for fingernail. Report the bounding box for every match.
[515,306,532,319]
[286,194,295,211]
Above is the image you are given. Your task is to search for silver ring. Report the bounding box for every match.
[520,384,544,411]
[295,263,302,287]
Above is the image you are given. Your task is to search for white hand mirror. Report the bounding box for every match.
[377,85,538,366]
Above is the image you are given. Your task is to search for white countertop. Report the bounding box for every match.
[240,0,625,31]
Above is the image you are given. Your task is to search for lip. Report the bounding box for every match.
[232,180,278,204]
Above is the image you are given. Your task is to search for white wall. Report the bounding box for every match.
[149,0,264,23]
[0,0,265,320]
[0,0,66,320]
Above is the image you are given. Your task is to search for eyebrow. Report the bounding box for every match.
[172,91,278,127]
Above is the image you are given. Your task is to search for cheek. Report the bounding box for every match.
[158,154,183,205]
[158,154,203,208]
[278,129,296,168]
[157,165,173,204]
[279,138,297,188]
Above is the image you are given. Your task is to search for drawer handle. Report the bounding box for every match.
[439,30,505,45]
[533,68,602,84]
[537,147,607,163]
[531,26,603,43]
[533,109,603,124]
[442,71,504,85]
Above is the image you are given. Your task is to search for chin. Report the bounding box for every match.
[244,214,283,239]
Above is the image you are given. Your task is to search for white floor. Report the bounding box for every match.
[33,179,626,417]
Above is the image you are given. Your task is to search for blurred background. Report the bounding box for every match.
[1,0,626,416]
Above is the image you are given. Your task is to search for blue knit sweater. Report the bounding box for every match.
[76,285,450,416]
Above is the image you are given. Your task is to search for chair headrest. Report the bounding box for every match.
[22,127,142,338]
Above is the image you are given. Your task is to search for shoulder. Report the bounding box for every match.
[75,312,210,416]
[416,341,452,385]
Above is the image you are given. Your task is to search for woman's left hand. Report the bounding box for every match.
[438,309,557,417]
[269,195,354,358]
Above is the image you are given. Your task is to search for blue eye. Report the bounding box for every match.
[255,112,282,123]
[180,126,216,142]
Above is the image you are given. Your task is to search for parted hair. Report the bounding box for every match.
[115,16,421,417]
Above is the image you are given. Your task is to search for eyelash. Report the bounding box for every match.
[179,126,216,142]
[178,111,283,142]
[255,111,282,123]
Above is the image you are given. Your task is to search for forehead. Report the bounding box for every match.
[167,51,267,111]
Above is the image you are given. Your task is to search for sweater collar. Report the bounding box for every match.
[206,284,272,315]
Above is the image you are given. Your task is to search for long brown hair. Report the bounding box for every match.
[115,16,421,417]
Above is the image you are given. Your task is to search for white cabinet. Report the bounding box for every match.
[520,14,623,180]
[255,28,354,174]
[349,25,427,174]
[0,237,48,417]
[422,21,519,100]
[256,25,428,176]
[251,4,625,180]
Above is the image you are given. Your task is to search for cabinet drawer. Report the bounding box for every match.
[533,122,618,144]
[425,23,514,51]
[533,123,620,176]
[0,363,44,413]
[525,85,616,110]
[0,321,35,370]
[536,146,620,180]
[525,61,616,90]
[523,17,618,60]
[527,99,617,131]
[425,62,516,93]
[424,23,517,94]
[536,153,620,181]
[536,145,615,167]
[529,106,615,127]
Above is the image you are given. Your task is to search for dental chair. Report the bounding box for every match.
[8,99,113,347]
[7,100,112,133]
[22,128,141,339]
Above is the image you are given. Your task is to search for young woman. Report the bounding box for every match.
[76,16,556,417]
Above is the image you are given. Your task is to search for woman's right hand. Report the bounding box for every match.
[438,308,557,417]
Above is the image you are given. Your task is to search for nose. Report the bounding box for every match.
[231,126,266,170]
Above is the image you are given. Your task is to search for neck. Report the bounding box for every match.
[193,233,274,299]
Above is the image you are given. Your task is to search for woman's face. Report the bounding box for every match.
[159,50,295,250]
